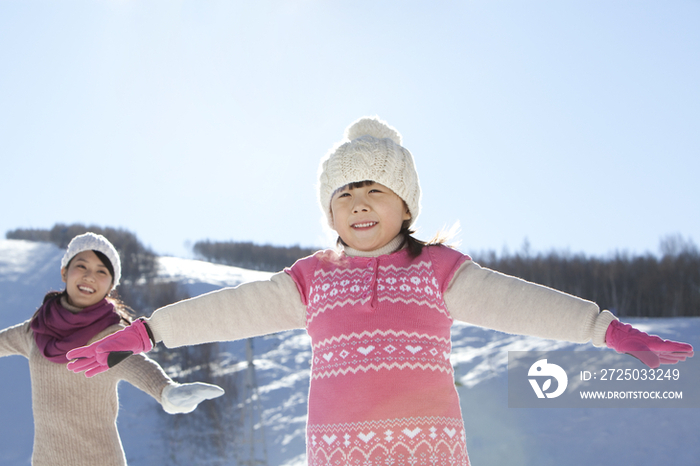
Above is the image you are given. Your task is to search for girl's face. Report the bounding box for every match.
[61,250,113,309]
[330,182,411,252]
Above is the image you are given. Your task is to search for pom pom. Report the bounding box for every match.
[345,116,402,145]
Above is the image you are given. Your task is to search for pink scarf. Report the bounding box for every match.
[31,295,121,364]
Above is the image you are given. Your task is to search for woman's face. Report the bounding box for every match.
[61,250,113,309]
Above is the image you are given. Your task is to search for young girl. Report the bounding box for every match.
[0,232,224,466]
[68,119,693,466]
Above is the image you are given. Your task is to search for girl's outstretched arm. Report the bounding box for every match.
[68,272,305,376]
[444,260,614,345]
[146,271,305,348]
[444,260,693,367]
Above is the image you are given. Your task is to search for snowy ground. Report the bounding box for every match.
[1,239,698,466]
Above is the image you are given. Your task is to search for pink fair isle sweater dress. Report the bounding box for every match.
[286,245,470,466]
[149,236,615,466]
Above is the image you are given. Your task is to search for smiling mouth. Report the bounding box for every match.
[78,285,95,294]
[352,222,377,229]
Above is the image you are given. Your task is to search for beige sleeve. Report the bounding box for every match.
[146,271,307,349]
[87,324,173,402]
[110,353,173,403]
[443,260,617,347]
[0,320,33,358]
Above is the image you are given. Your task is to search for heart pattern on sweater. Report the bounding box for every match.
[357,346,375,355]
[323,434,337,445]
[406,345,422,354]
[403,428,421,439]
[358,432,376,443]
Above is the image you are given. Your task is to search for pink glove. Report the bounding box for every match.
[605,320,694,368]
[66,318,154,377]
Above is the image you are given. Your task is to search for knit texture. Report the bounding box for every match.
[146,241,616,465]
[0,319,172,466]
[287,245,470,466]
[318,116,421,228]
[31,296,120,363]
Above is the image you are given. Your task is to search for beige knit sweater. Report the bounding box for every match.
[0,300,174,466]
[148,238,616,350]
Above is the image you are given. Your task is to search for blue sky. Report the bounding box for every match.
[1,1,698,259]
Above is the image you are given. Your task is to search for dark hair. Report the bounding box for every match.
[332,180,449,257]
[42,250,133,323]
[92,250,115,279]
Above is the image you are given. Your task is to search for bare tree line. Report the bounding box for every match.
[192,233,699,318]
[193,239,317,272]
[8,225,699,318]
[471,234,699,318]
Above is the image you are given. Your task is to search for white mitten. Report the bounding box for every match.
[161,382,225,414]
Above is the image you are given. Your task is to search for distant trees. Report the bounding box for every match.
[6,224,157,283]
[193,240,316,272]
[472,234,700,318]
[7,225,700,317]
[193,235,700,317]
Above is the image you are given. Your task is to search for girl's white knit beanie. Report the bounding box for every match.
[318,116,421,229]
[61,232,122,288]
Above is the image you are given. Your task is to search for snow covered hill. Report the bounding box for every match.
[1,239,699,466]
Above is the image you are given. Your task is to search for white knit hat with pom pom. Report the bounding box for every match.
[318,116,421,229]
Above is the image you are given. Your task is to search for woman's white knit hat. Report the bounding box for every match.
[61,232,122,288]
[318,116,421,229]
